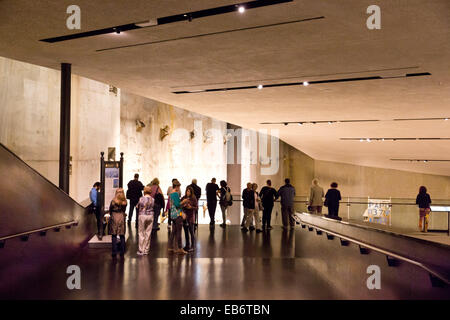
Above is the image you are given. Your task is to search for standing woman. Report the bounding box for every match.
[168,181,187,255]
[416,186,432,232]
[181,186,198,252]
[137,186,155,255]
[324,182,342,220]
[219,180,231,228]
[149,178,164,231]
[109,188,128,258]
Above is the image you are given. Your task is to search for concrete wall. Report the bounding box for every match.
[0,57,120,203]
[120,91,227,224]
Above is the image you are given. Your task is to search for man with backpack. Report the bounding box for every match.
[219,180,232,228]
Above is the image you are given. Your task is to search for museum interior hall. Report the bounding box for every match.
[0,0,449,300]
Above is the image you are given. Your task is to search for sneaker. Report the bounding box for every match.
[249,226,255,231]
[219,223,226,228]
[256,229,262,233]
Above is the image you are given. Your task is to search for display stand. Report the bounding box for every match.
[88,152,126,248]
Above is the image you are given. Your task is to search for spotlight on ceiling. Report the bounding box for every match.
[298,122,303,126]
[238,6,246,13]
[445,118,449,121]
[284,122,289,126]
[303,81,309,86]
[257,84,263,90]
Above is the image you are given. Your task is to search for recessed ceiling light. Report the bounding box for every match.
[360,139,364,142]
[284,122,288,126]
[366,138,371,142]
[238,6,245,13]
[303,81,309,86]
[445,118,449,121]
[328,121,333,124]
[298,122,303,126]
[257,84,263,90]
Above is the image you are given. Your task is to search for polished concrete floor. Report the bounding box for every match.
[4,225,450,300]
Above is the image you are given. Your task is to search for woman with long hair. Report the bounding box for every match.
[416,186,432,232]
[168,181,187,255]
[148,178,164,231]
[109,188,128,258]
[181,186,198,252]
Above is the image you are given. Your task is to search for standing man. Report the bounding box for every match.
[126,173,144,228]
[241,183,254,229]
[278,178,296,229]
[260,180,278,230]
[90,182,104,240]
[309,179,324,215]
[188,179,202,229]
[205,178,219,228]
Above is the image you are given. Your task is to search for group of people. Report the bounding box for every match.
[308,179,342,220]
[89,173,433,258]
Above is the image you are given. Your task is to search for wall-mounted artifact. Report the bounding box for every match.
[135,119,146,132]
[223,133,233,145]
[203,130,213,143]
[160,125,170,140]
[109,85,118,96]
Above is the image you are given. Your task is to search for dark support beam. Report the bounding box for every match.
[59,63,71,193]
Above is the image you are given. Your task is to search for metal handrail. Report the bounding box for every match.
[0,220,78,242]
[191,198,449,206]
[297,213,450,285]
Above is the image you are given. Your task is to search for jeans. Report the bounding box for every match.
[112,234,125,256]
[94,206,105,235]
[128,198,139,226]
[281,205,295,227]
[153,205,161,230]
[220,205,228,224]
[262,203,273,228]
[168,216,183,250]
[208,201,217,225]
[183,220,195,249]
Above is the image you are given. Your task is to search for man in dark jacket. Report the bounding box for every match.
[188,179,202,228]
[241,182,255,231]
[278,178,296,229]
[126,173,144,228]
[260,179,278,230]
[205,178,219,227]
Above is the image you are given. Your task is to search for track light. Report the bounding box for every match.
[303,81,309,86]
[238,6,246,13]
[257,84,263,90]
